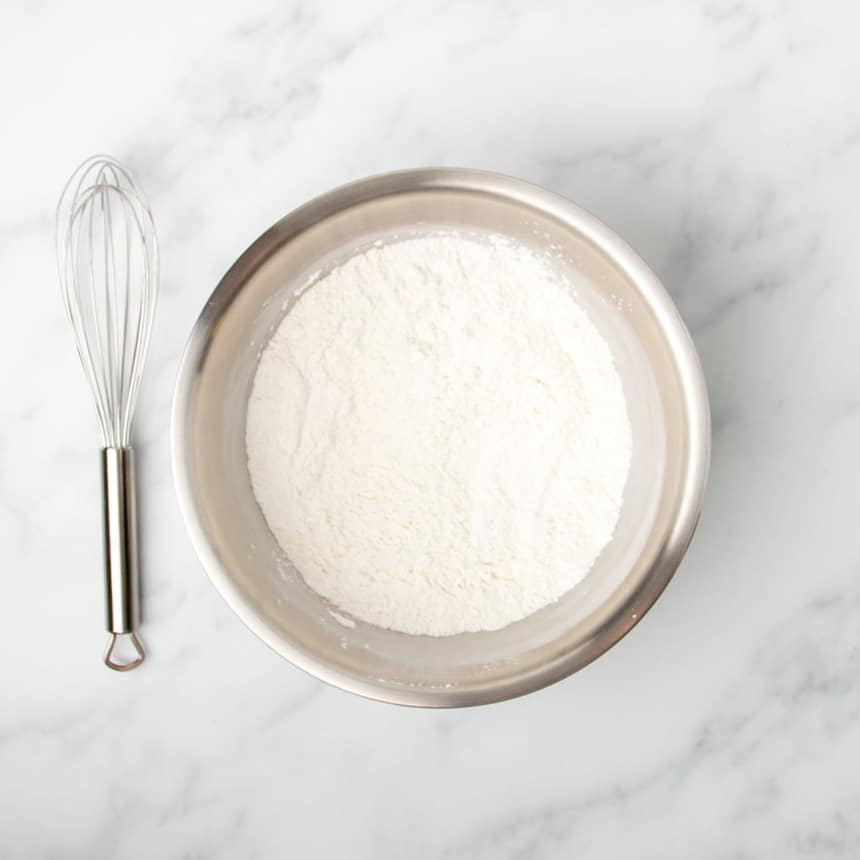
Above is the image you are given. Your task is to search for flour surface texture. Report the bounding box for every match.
[246,235,632,636]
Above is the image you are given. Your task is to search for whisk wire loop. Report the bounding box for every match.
[57,155,158,448]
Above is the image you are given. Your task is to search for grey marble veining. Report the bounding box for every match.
[2,0,859,856]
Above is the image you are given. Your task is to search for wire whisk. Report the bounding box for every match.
[56,155,159,671]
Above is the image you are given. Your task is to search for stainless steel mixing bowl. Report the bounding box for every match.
[172,168,710,707]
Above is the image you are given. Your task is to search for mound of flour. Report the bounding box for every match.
[246,234,631,636]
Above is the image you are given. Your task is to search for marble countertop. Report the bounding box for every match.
[4,0,859,856]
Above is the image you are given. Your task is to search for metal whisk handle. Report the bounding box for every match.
[101,447,145,671]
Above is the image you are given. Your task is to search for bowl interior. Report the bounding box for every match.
[173,171,707,706]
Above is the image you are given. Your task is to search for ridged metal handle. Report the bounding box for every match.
[100,447,145,671]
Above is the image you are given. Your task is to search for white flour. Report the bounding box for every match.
[246,234,632,636]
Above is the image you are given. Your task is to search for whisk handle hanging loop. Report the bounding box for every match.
[100,447,145,671]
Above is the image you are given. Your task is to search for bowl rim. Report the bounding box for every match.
[171,166,711,707]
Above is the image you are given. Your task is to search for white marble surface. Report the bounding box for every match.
[3,0,860,856]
